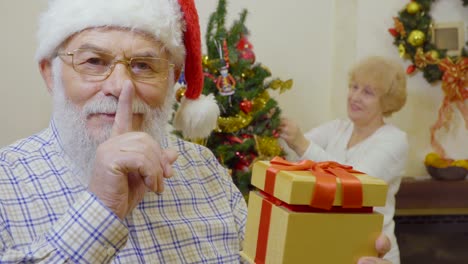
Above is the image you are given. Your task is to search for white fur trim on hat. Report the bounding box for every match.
[36,0,185,64]
[173,94,220,140]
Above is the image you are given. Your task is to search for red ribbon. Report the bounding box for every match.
[265,156,363,210]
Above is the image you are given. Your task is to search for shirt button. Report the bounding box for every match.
[106,247,116,256]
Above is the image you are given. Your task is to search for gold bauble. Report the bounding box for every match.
[428,50,439,60]
[242,69,254,79]
[407,30,426,46]
[202,55,210,66]
[398,43,406,58]
[175,86,186,102]
[406,2,421,14]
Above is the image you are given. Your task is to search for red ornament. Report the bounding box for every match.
[272,129,280,138]
[236,35,256,63]
[240,99,253,114]
[406,64,416,74]
[222,39,230,67]
[240,49,256,64]
[236,35,253,51]
[388,28,398,37]
[227,135,243,144]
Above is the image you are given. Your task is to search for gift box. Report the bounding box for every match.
[240,158,388,264]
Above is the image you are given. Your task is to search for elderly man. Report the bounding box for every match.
[0,0,392,263]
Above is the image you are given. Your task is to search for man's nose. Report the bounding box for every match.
[101,62,133,97]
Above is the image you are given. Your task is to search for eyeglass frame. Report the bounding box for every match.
[56,48,176,83]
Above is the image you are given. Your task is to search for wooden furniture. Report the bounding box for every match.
[394,177,468,264]
[396,176,468,215]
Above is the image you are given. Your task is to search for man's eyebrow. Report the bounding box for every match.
[77,44,112,53]
[131,50,160,58]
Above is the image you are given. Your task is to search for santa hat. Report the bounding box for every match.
[36,0,219,140]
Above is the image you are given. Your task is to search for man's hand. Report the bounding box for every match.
[88,81,178,219]
[357,234,392,264]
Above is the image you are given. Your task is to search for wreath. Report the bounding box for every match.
[389,0,468,173]
[389,0,467,82]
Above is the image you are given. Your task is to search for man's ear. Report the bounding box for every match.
[39,59,54,94]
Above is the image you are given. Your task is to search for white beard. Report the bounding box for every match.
[50,58,175,186]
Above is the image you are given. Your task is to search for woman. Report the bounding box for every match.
[280,56,408,264]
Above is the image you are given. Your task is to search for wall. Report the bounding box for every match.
[0,0,50,146]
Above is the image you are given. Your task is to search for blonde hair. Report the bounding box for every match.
[348,56,407,117]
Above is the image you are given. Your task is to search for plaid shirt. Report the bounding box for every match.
[0,121,247,263]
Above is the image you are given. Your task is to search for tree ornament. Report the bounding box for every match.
[236,35,256,63]
[414,48,440,68]
[214,39,236,96]
[261,65,272,75]
[406,2,421,14]
[241,69,254,79]
[398,43,406,58]
[388,28,398,37]
[216,65,236,96]
[252,91,270,112]
[202,55,210,67]
[269,79,294,94]
[407,30,426,46]
[393,17,406,37]
[175,71,187,102]
[428,50,440,60]
[254,135,282,159]
[240,98,253,114]
[234,151,252,172]
[175,86,186,103]
[217,113,253,133]
[222,39,230,67]
[406,64,416,74]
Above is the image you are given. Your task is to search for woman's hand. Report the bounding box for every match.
[279,117,310,156]
[357,234,392,264]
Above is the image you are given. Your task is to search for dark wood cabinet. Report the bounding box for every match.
[395,178,468,264]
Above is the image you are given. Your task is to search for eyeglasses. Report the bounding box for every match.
[57,49,175,83]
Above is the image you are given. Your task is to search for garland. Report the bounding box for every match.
[389,0,468,161]
[389,0,467,81]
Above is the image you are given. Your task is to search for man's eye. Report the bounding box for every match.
[133,62,151,70]
[85,57,106,66]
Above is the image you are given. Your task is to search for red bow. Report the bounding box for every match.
[266,157,363,210]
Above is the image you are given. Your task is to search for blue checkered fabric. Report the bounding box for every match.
[0,121,247,263]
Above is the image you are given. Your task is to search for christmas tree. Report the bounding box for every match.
[174,0,292,197]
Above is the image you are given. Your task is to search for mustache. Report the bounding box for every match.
[82,96,151,116]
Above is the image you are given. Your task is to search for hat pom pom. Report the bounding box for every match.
[173,94,220,140]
